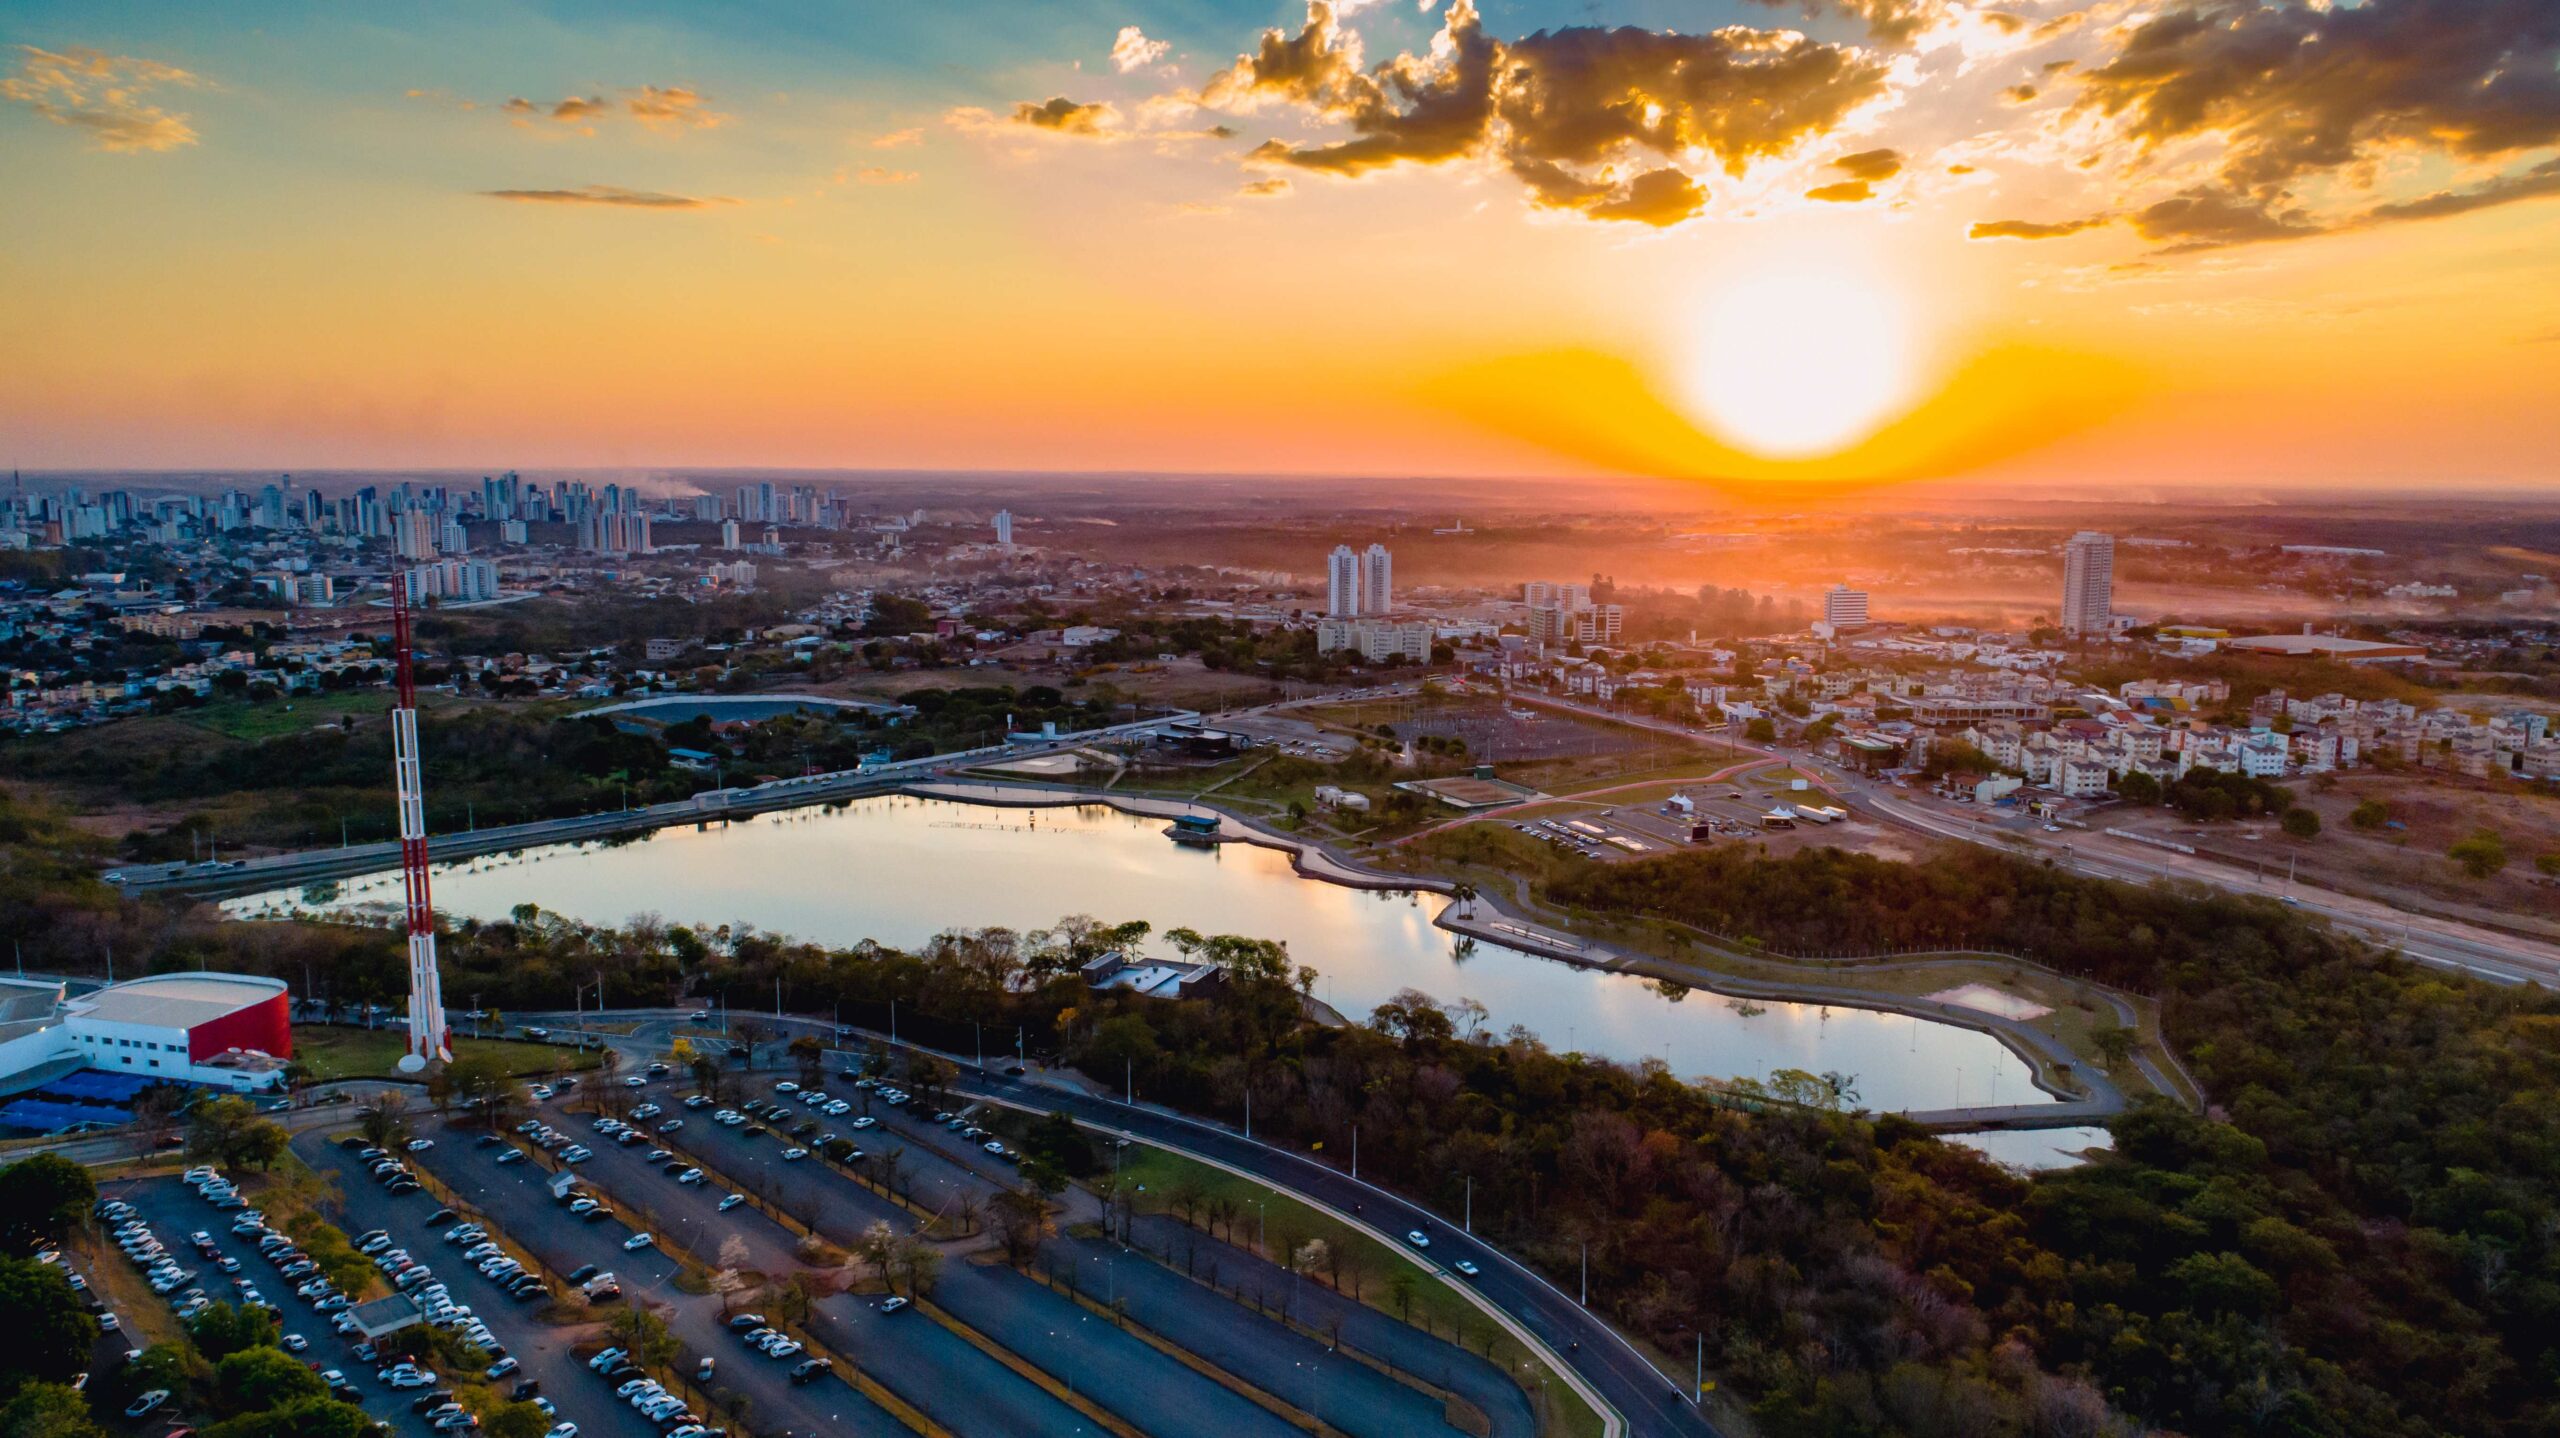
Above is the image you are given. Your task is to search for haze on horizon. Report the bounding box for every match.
[2,0,2555,491]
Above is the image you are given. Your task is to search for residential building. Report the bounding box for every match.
[1362,543,1393,615]
[2061,530,2114,634]
[1823,583,1870,629]
[1327,545,1361,617]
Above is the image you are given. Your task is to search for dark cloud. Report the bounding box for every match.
[1829,148,1902,182]
[1011,96,1116,135]
[1217,1,1889,226]
[1806,180,1875,202]
[2127,188,2321,252]
[2364,157,2560,224]
[480,184,731,209]
[2000,84,2037,105]
[1968,215,2112,240]
[2075,0,2560,201]
[1238,176,1292,198]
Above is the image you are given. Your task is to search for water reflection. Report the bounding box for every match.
[1944,1125,2115,1172]
[233,795,2049,1113]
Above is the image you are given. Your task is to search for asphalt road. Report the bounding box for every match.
[396,1119,913,1438]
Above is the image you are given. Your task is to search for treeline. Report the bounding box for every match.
[1550,843,2560,1435]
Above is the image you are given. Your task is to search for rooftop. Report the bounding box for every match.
[66,972,286,1030]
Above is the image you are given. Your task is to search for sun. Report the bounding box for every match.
[1681,263,1914,460]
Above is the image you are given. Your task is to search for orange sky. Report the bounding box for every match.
[2,1,2555,489]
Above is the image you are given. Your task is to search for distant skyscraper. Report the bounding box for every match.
[1362,543,1393,614]
[393,508,438,561]
[1823,583,1870,629]
[994,509,1014,547]
[720,518,742,551]
[1327,544,1361,617]
[2061,531,2115,634]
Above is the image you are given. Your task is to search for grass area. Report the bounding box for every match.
[290,1026,603,1082]
[178,690,403,741]
[1109,1142,1608,1438]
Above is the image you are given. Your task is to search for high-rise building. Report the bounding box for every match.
[1327,545,1362,617]
[1362,543,1393,615]
[994,509,1014,547]
[2062,531,2115,634]
[720,518,741,551]
[392,508,438,561]
[1823,583,1870,629]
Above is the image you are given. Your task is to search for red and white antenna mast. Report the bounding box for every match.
[390,570,451,1073]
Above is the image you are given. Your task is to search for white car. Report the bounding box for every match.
[623,1233,655,1252]
[717,1194,746,1212]
[407,1139,435,1152]
[780,1148,808,1162]
[1406,1230,1431,1249]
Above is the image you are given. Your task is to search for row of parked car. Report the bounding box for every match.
[585,1344,720,1436]
[720,1310,835,1384]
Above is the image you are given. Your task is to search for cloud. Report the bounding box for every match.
[1239,176,1293,197]
[1212,1,1891,227]
[1806,180,1875,202]
[1829,147,1902,182]
[624,85,726,130]
[1,44,202,153]
[853,166,917,185]
[2000,83,2036,105]
[868,126,925,149]
[503,94,610,133]
[1742,0,1951,48]
[2363,157,2560,225]
[2126,188,2321,252]
[479,184,733,209]
[1010,96,1118,135]
[1968,214,2112,239]
[2073,0,2560,203]
[1111,26,1172,74]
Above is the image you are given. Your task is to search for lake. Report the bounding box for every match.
[229,794,2057,1115]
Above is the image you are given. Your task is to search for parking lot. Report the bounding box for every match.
[619,1072,1498,1438]
[582,1084,1183,1438]
[388,1120,913,1438]
[296,1130,663,1438]
[96,1166,490,1438]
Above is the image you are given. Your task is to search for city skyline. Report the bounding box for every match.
[3,0,2555,489]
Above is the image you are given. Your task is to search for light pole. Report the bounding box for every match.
[1579,1240,1587,1306]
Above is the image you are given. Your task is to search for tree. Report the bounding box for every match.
[1745,717,1776,743]
[690,1055,725,1103]
[888,1232,941,1297]
[2280,807,2321,839]
[187,1096,292,1172]
[200,1398,375,1438]
[0,1257,96,1396]
[0,1383,106,1438]
[2089,1022,2136,1068]
[0,1156,94,1252]
[2349,798,2391,830]
[354,1091,411,1149]
[604,1303,680,1369]
[789,1035,825,1090]
[2114,770,2162,805]
[188,1300,281,1360]
[215,1346,328,1414]
[2449,829,2509,879]
[989,1187,1053,1268]
[486,1403,552,1438]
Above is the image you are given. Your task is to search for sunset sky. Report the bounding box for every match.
[4,0,2555,490]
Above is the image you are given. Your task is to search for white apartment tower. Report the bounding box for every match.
[2061,531,2115,634]
[1823,583,1870,629]
[1362,543,1393,615]
[994,509,1014,547]
[1327,545,1362,617]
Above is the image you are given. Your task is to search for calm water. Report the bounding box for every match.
[229,795,2051,1114]
[1946,1126,2116,1172]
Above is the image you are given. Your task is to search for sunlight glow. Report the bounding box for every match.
[1683,264,1913,459]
